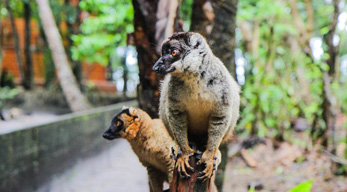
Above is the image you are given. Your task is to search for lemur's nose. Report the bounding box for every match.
[153,64,160,72]
[153,59,163,72]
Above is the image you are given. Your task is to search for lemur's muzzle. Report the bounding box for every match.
[102,127,121,140]
[153,57,176,75]
[153,58,163,73]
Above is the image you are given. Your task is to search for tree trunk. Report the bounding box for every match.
[122,48,128,97]
[5,0,26,88]
[132,0,182,118]
[191,0,239,191]
[190,0,211,37]
[209,0,238,77]
[191,0,238,77]
[36,0,91,112]
[170,145,217,192]
[24,1,34,89]
[321,0,340,153]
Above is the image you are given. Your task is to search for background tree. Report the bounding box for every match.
[36,0,91,112]
[132,0,182,117]
[321,0,340,153]
[24,0,34,89]
[0,2,3,77]
[237,0,347,167]
[4,0,27,89]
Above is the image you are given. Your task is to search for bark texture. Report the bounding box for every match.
[24,1,34,89]
[132,0,182,118]
[209,0,238,77]
[190,0,238,77]
[36,0,91,112]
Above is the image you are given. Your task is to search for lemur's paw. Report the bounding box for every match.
[175,148,195,179]
[197,150,220,182]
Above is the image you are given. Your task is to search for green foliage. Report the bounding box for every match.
[248,186,255,192]
[71,0,133,66]
[0,87,18,108]
[287,180,313,192]
[180,0,193,31]
[238,0,325,138]
[1,0,24,18]
[237,0,347,141]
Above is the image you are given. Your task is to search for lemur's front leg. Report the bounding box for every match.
[168,107,195,178]
[197,110,230,182]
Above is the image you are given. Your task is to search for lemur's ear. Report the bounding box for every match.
[122,106,129,110]
[129,107,137,117]
[188,33,204,49]
[129,107,140,122]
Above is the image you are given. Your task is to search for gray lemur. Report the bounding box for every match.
[153,32,240,182]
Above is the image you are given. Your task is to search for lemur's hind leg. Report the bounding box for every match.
[147,166,165,192]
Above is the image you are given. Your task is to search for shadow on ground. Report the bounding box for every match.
[37,140,149,192]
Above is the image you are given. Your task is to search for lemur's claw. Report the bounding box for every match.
[196,150,220,182]
[213,161,217,170]
[175,147,195,179]
[176,155,193,178]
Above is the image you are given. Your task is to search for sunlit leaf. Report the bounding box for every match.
[287,180,313,192]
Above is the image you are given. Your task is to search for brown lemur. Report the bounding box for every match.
[153,32,240,182]
[103,107,176,192]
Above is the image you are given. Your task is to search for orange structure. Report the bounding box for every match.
[0,18,116,92]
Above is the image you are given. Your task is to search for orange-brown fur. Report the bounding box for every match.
[114,107,175,192]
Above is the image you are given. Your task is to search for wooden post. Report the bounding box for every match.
[170,144,217,192]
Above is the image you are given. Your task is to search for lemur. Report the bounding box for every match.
[153,32,240,182]
[103,107,175,192]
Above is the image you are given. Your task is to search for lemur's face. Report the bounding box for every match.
[102,107,138,140]
[153,32,199,75]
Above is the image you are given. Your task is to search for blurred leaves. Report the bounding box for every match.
[0,87,18,108]
[237,0,347,146]
[237,0,330,137]
[72,0,133,66]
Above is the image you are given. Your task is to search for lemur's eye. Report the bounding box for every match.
[116,121,121,127]
[171,50,178,56]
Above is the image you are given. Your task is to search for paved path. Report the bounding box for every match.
[37,140,149,192]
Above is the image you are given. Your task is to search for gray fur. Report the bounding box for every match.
[158,32,240,155]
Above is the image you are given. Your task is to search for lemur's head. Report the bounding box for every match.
[153,32,208,75]
[103,107,140,140]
